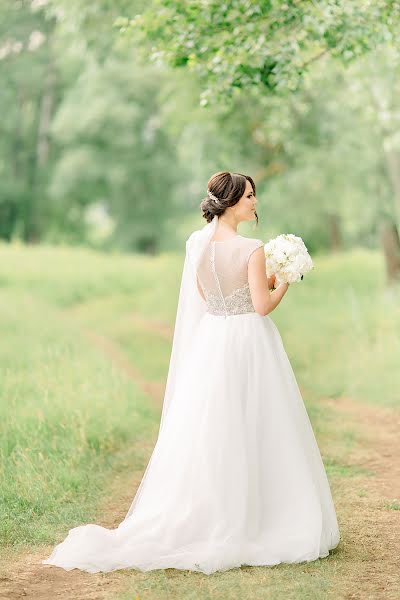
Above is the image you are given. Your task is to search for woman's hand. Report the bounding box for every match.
[267,273,276,290]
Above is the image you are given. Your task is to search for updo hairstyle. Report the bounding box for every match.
[200,171,258,225]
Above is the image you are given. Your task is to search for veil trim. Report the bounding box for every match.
[123,214,218,520]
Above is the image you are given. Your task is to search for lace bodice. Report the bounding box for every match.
[196,235,264,317]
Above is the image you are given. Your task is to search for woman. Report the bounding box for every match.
[43,171,340,575]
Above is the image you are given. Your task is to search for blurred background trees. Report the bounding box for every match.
[1,0,400,280]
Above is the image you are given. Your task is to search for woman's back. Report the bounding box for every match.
[196,235,264,317]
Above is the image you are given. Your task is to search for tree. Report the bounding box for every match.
[0,0,59,242]
[340,46,400,282]
[118,0,400,106]
[49,57,182,251]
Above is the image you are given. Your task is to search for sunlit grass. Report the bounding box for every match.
[115,560,333,600]
[273,248,400,408]
[0,289,157,547]
[0,242,180,320]
[2,243,399,411]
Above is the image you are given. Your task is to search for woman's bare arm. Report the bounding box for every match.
[248,247,289,316]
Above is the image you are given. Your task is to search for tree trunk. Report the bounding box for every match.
[328,213,341,252]
[36,68,55,168]
[24,65,56,243]
[384,149,400,227]
[379,218,400,284]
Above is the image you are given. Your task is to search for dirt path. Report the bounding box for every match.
[83,328,166,412]
[322,395,400,600]
[1,314,399,600]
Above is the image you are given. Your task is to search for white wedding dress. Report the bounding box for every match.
[43,216,340,575]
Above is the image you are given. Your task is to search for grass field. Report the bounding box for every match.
[0,242,399,599]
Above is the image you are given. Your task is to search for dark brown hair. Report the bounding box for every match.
[200,171,258,225]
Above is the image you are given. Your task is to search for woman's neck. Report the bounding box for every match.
[217,214,239,234]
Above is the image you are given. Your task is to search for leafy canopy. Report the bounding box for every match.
[117,0,399,105]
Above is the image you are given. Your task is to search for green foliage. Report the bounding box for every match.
[0,0,187,249]
[1,0,400,261]
[261,45,400,257]
[49,58,182,251]
[0,0,58,242]
[120,0,400,106]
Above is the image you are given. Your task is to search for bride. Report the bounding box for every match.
[43,170,340,575]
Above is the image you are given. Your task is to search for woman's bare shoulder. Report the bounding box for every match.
[237,236,265,262]
[238,235,264,248]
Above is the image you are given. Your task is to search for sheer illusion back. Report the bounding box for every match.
[197,235,264,317]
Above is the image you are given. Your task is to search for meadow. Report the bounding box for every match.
[0,242,399,599]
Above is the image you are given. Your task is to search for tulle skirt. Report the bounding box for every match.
[43,311,340,574]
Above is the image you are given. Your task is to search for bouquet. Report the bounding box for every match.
[264,234,314,285]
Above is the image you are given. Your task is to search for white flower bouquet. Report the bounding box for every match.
[264,234,314,285]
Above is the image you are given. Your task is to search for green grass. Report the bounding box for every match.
[384,499,400,511]
[0,242,183,549]
[0,241,399,599]
[2,243,398,409]
[0,288,157,547]
[273,248,400,408]
[0,243,181,320]
[115,560,334,600]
